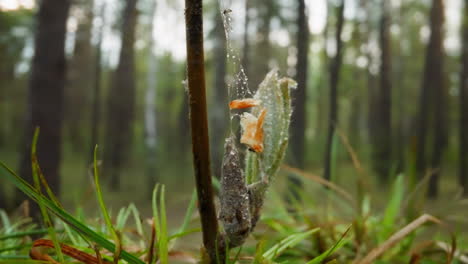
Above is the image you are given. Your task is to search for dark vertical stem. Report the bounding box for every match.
[323,0,345,181]
[184,0,220,262]
[460,0,468,195]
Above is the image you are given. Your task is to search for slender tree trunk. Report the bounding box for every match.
[291,0,309,169]
[104,0,138,190]
[416,0,446,198]
[145,1,158,194]
[15,0,71,209]
[65,0,94,153]
[210,6,228,179]
[286,0,309,200]
[427,0,447,198]
[373,0,392,182]
[323,0,345,181]
[184,0,221,261]
[251,0,273,89]
[393,4,406,175]
[89,4,105,163]
[459,0,468,195]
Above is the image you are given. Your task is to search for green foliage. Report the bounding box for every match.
[30,129,64,262]
[93,145,122,263]
[151,184,168,264]
[379,174,404,243]
[253,71,295,179]
[306,227,350,264]
[262,228,319,261]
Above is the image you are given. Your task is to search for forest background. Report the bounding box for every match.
[0,0,467,244]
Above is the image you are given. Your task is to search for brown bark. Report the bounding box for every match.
[323,0,345,181]
[104,0,138,190]
[460,0,468,195]
[184,0,221,262]
[415,0,446,198]
[374,0,392,182]
[16,0,71,208]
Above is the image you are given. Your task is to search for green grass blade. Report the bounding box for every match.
[115,207,129,231]
[128,203,145,249]
[93,145,122,263]
[306,225,351,264]
[0,162,145,264]
[263,228,319,260]
[168,228,201,240]
[0,229,52,241]
[253,240,266,264]
[170,190,197,246]
[152,184,161,239]
[158,185,168,264]
[0,260,49,263]
[30,128,64,263]
[151,184,160,264]
[379,174,404,242]
[0,210,12,231]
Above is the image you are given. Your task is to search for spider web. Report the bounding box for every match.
[219,1,254,133]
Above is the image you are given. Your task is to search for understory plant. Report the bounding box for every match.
[219,70,297,249]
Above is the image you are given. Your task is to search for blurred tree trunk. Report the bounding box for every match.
[210,7,228,179]
[104,0,138,190]
[348,0,367,149]
[0,192,5,209]
[241,0,250,79]
[178,91,191,154]
[373,0,392,182]
[0,57,13,149]
[415,0,446,198]
[393,4,406,175]
[89,5,105,163]
[251,0,274,89]
[144,1,158,194]
[290,0,309,169]
[286,0,309,201]
[65,0,94,154]
[460,0,468,195]
[323,0,345,181]
[15,0,71,207]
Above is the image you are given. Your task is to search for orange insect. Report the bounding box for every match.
[240,108,267,153]
[229,98,262,110]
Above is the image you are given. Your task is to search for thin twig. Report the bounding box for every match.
[356,214,441,264]
[282,165,356,207]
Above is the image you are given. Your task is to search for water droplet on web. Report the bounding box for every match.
[220,5,254,134]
